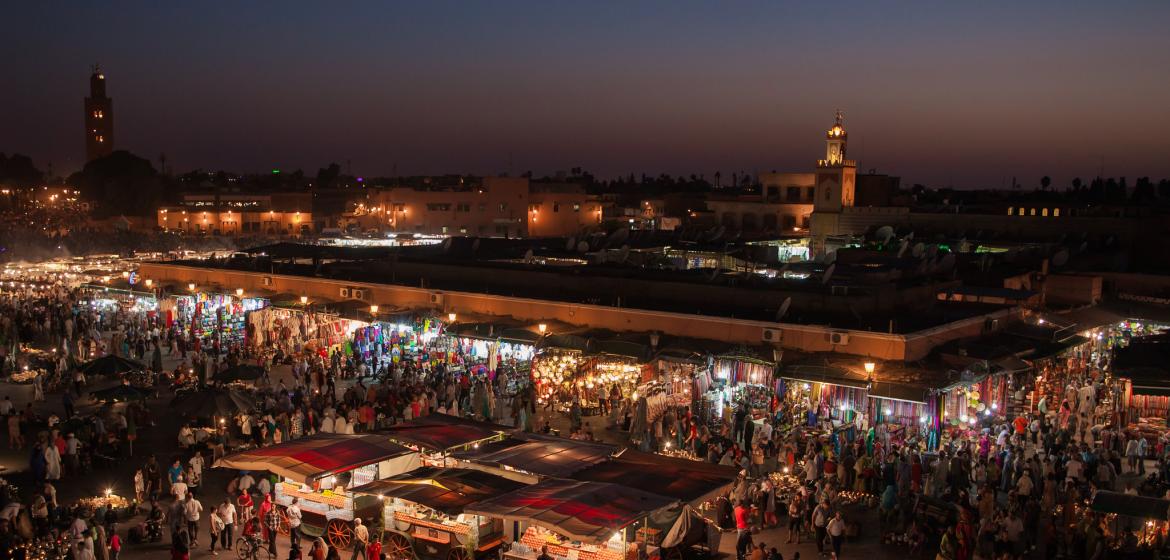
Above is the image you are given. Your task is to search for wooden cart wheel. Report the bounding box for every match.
[327,519,354,550]
[276,507,291,536]
[384,532,414,559]
[448,546,472,560]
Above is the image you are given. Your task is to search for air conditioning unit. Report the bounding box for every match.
[339,287,351,298]
[762,328,783,343]
[829,332,850,345]
[831,285,849,296]
[262,277,273,287]
[352,289,365,300]
[429,292,444,305]
[983,318,999,332]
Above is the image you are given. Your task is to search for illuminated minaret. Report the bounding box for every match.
[809,110,857,256]
[84,65,114,162]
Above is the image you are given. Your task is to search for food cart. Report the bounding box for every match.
[352,467,526,560]
[213,433,420,550]
[464,479,679,560]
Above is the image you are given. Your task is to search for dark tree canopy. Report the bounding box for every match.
[0,153,45,186]
[68,150,163,217]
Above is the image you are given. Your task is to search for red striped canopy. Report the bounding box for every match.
[213,433,419,483]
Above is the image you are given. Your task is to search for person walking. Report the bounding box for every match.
[811,499,831,556]
[217,498,236,553]
[826,511,846,559]
[183,494,203,547]
[287,497,303,549]
[209,509,224,556]
[350,518,369,560]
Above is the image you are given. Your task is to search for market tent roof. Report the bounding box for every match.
[1090,491,1170,520]
[351,467,526,516]
[79,354,147,377]
[216,364,265,383]
[1047,306,1125,332]
[447,321,522,341]
[452,433,616,478]
[213,433,418,484]
[377,414,511,452]
[780,364,867,389]
[867,381,929,404]
[464,478,678,544]
[572,451,737,505]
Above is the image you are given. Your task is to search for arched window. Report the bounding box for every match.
[1018,208,1025,216]
[1007,207,1014,216]
[1041,208,1049,217]
[1030,208,1036,216]
[1053,208,1061,217]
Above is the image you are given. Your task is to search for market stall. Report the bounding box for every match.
[168,291,267,346]
[570,450,736,506]
[464,479,678,560]
[247,305,365,357]
[213,433,421,550]
[353,467,527,560]
[1089,491,1170,557]
[700,350,776,426]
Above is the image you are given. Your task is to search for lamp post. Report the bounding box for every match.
[448,312,457,323]
[235,288,244,297]
[538,323,548,334]
[188,283,196,292]
[300,295,308,305]
[370,305,379,315]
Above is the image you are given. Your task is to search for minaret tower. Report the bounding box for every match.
[84,65,114,162]
[809,110,857,256]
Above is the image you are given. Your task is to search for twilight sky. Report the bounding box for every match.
[4,1,1170,188]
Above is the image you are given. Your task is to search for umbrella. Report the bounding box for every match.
[216,365,265,383]
[90,383,153,403]
[170,388,256,418]
[78,355,147,377]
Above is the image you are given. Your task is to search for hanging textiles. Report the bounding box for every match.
[713,358,773,386]
[870,397,924,426]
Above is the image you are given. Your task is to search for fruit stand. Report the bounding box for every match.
[214,433,420,550]
[353,467,526,560]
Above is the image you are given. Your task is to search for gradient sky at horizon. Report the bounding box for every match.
[3,1,1170,188]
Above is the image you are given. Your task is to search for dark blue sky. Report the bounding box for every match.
[4,1,1169,187]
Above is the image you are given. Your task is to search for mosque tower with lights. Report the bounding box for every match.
[84,65,114,162]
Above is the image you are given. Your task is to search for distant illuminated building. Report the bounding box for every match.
[84,65,114,162]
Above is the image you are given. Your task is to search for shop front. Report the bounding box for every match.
[700,350,777,426]
[167,291,268,346]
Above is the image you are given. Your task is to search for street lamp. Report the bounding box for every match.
[188,283,196,291]
[300,295,308,304]
[448,312,457,323]
[370,305,379,314]
[144,279,153,288]
[538,323,547,334]
[864,362,876,375]
[235,288,244,297]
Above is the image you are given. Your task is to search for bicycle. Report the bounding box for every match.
[235,535,275,560]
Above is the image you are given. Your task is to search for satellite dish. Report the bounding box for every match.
[822,263,836,285]
[777,297,792,321]
[1051,249,1069,267]
[576,241,589,253]
[911,242,926,258]
[876,225,895,244]
[565,236,577,252]
[619,244,630,263]
[825,250,838,265]
[897,239,909,258]
[471,238,481,253]
[1078,241,1088,253]
[441,237,454,253]
[523,249,534,263]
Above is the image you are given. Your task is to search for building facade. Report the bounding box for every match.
[84,66,114,162]
[157,192,313,236]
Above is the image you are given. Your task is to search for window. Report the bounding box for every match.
[1029,208,1036,216]
[1053,208,1060,217]
[553,203,560,212]
[456,203,470,212]
[426,203,451,211]
[459,227,467,234]
[782,215,796,229]
[1007,207,1014,216]
[825,187,831,201]
[1041,208,1048,217]
[391,203,405,212]
[806,187,815,201]
[478,203,486,212]
[1018,208,1025,216]
[786,187,801,202]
